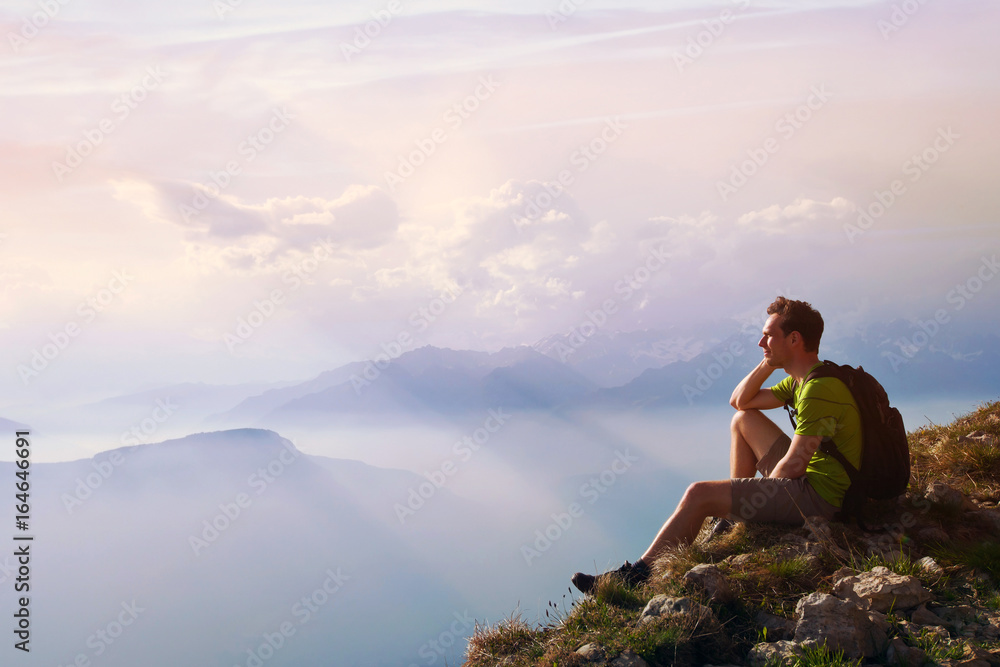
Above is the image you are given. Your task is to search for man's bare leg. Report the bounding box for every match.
[638,480,732,563]
[730,409,786,478]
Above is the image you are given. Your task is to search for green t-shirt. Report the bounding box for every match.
[769,363,863,508]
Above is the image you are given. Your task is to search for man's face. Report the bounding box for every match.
[759,314,790,367]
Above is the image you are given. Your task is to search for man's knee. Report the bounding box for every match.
[731,409,762,433]
[683,480,709,499]
[680,480,728,514]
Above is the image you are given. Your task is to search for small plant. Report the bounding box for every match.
[465,609,541,666]
[884,609,906,639]
[909,628,966,663]
[932,542,1000,582]
[795,642,862,666]
[766,556,813,580]
[962,542,1000,580]
[849,545,922,577]
[763,642,861,667]
[593,575,644,609]
[542,589,575,629]
[629,622,684,660]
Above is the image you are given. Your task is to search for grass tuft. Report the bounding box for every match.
[592,575,645,609]
[909,628,967,663]
[465,609,541,666]
[931,541,1000,583]
[849,548,923,577]
[795,642,862,667]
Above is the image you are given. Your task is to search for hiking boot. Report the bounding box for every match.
[709,517,735,538]
[571,559,650,595]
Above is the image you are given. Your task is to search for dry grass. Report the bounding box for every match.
[465,609,541,666]
[908,399,1000,500]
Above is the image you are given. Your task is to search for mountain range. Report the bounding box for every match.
[11,322,997,442]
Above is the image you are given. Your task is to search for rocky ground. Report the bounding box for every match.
[464,400,1000,667]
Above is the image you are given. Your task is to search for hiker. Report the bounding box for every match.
[571,296,862,594]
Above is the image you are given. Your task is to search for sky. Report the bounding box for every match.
[2,0,999,408]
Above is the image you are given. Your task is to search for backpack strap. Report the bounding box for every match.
[782,362,870,530]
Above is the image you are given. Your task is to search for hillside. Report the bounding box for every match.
[465,400,1000,667]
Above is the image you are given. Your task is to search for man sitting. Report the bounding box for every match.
[571,297,861,593]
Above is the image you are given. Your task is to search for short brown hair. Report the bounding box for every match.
[766,297,824,353]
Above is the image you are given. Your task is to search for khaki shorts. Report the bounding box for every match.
[729,433,838,524]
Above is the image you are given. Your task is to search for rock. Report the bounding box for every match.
[869,609,891,636]
[959,430,997,446]
[803,515,850,559]
[939,604,978,622]
[916,556,945,576]
[639,594,690,620]
[793,592,888,658]
[925,481,973,511]
[965,644,1000,666]
[777,533,823,559]
[833,566,933,612]
[887,636,928,666]
[918,624,951,641]
[981,613,1000,641]
[747,640,803,667]
[911,604,945,626]
[861,536,907,562]
[803,515,832,538]
[918,525,950,543]
[755,610,795,641]
[576,643,607,662]
[972,508,1000,533]
[683,563,732,603]
[831,566,856,584]
[780,533,808,547]
[610,649,648,667]
[726,553,753,567]
[884,636,906,663]
[937,605,978,633]
[638,595,716,629]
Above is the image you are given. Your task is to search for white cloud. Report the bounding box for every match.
[737,196,853,233]
[118,181,400,270]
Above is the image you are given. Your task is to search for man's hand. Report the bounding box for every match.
[730,358,781,410]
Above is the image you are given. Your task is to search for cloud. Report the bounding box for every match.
[737,196,853,234]
[417,179,612,315]
[118,181,399,270]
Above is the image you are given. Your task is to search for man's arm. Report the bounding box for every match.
[730,358,783,410]
[769,433,821,479]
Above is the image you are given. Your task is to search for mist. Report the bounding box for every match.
[1,393,976,666]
